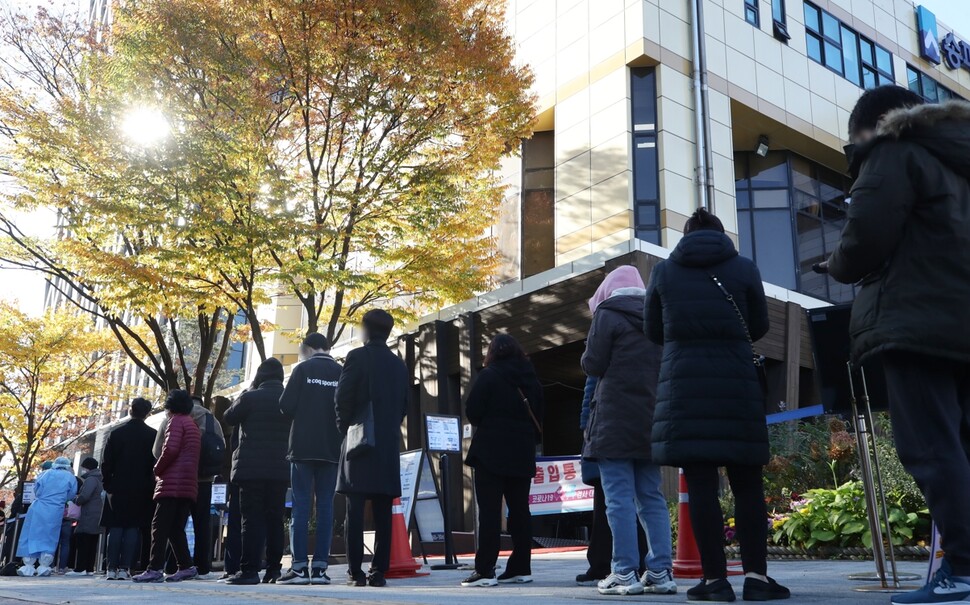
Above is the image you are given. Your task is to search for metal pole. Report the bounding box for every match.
[860,368,902,588]
[689,0,709,211]
[696,0,717,213]
[847,362,889,587]
[430,453,460,570]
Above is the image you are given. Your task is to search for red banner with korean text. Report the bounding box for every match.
[529,456,595,516]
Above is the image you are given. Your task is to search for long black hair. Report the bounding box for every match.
[483,333,528,367]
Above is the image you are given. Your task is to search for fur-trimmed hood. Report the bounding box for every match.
[871,100,970,180]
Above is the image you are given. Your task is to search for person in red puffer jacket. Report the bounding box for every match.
[134,390,201,584]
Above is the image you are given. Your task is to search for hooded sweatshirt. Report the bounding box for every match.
[829,100,970,364]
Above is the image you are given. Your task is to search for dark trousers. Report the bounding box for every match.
[883,351,970,575]
[74,533,100,573]
[106,526,140,571]
[474,469,532,577]
[149,498,193,571]
[683,465,767,580]
[223,483,241,575]
[238,480,287,575]
[345,494,392,576]
[57,521,74,570]
[193,481,213,574]
[585,480,648,578]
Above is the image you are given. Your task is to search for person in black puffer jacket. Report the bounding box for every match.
[645,209,788,602]
[825,87,970,605]
[581,266,673,597]
[223,357,289,585]
[461,334,543,588]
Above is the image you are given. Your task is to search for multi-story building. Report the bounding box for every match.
[389,0,970,536]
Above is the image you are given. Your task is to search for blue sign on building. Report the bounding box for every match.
[917,5,941,64]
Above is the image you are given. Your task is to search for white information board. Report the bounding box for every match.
[21,482,35,505]
[399,450,422,529]
[211,483,227,506]
[425,414,461,454]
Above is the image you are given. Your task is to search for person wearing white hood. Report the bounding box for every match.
[17,457,78,577]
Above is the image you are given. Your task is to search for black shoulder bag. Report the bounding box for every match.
[346,349,376,459]
[709,273,770,410]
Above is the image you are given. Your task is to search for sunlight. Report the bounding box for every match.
[120,106,170,147]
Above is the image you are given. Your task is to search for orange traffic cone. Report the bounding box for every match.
[673,469,742,579]
[385,497,429,579]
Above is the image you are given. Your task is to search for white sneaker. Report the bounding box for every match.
[194,572,220,581]
[105,570,118,581]
[36,566,52,577]
[598,571,644,596]
[65,570,91,577]
[642,569,677,594]
[115,570,132,581]
[17,565,36,577]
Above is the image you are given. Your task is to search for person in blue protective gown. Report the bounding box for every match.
[17,457,78,577]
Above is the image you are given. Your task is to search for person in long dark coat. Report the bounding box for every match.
[461,334,543,588]
[335,309,408,588]
[100,398,157,580]
[645,208,788,602]
[223,358,290,586]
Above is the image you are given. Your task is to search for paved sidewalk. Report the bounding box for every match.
[0,551,929,605]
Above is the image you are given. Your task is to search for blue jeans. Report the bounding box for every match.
[57,521,74,570]
[598,459,673,576]
[289,461,338,569]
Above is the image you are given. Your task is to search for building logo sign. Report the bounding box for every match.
[917,5,970,72]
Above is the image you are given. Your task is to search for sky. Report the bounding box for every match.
[0,0,968,315]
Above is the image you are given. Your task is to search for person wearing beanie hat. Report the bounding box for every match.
[16,457,78,577]
[101,398,158,581]
[336,308,408,588]
[66,458,103,576]
[223,357,290,585]
[278,333,343,585]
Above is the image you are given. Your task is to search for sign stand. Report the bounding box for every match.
[424,414,462,571]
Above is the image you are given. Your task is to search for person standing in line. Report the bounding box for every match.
[646,208,789,602]
[133,390,202,583]
[576,374,650,587]
[460,334,544,588]
[153,395,225,580]
[65,458,103,577]
[55,473,82,575]
[336,310,408,588]
[211,395,241,582]
[582,265,675,597]
[16,457,77,577]
[223,358,290,586]
[822,87,970,605]
[101,398,157,581]
[278,333,343,586]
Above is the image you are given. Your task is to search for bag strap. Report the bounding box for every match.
[708,273,759,362]
[204,412,214,435]
[514,385,543,437]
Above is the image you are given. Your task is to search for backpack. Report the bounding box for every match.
[198,413,224,477]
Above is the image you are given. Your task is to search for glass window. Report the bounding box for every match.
[521,131,555,278]
[750,153,789,188]
[754,210,797,290]
[862,67,877,89]
[739,214,754,260]
[772,0,785,24]
[875,46,893,75]
[633,138,659,200]
[636,201,659,227]
[795,190,820,215]
[807,34,823,63]
[859,39,874,65]
[631,69,658,126]
[737,189,751,209]
[822,11,841,41]
[923,77,939,103]
[907,66,921,95]
[753,189,789,208]
[841,27,860,86]
[804,3,820,32]
[824,41,843,74]
[745,0,759,26]
[631,66,660,246]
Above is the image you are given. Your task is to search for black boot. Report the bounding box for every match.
[687,579,737,602]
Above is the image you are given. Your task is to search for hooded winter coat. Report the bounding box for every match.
[100,417,157,529]
[464,358,544,478]
[829,101,970,365]
[154,413,201,501]
[335,337,408,497]
[581,287,662,461]
[645,230,770,467]
[73,468,104,534]
[224,358,290,483]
